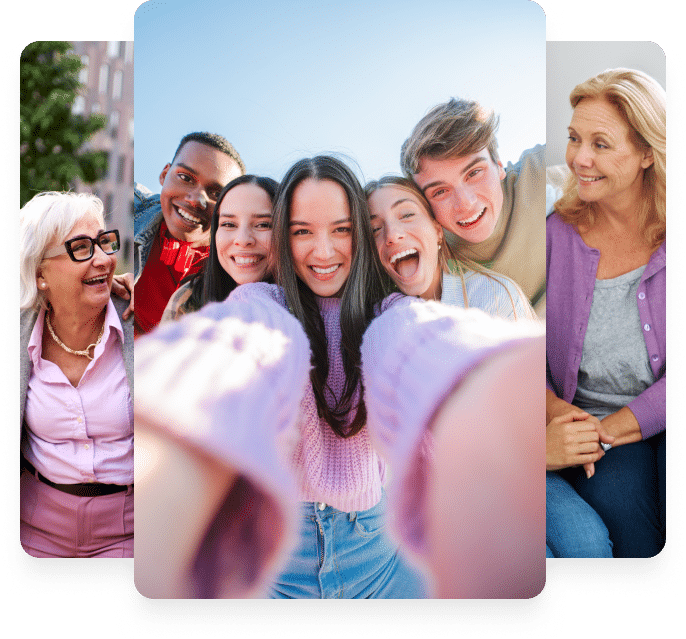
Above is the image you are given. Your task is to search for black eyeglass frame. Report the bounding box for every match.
[43,230,121,262]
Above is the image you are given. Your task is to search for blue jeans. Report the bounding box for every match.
[268,491,429,598]
[546,471,613,557]
[563,432,665,558]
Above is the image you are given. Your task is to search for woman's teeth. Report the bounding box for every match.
[578,175,604,182]
[311,265,339,274]
[457,208,485,227]
[389,248,418,265]
[83,275,108,285]
[233,255,263,266]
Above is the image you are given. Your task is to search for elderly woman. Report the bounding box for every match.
[546,69,666,557]
[365,176,534,320]
[20,192,134,558]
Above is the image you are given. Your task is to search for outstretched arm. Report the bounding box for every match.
[362,299,546,598]
[134,290,311,598]
[428,337,545,598]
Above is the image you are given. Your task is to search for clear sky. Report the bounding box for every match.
[134,0,545,191]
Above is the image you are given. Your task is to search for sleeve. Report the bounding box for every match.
[627,375,665,439]
[135,292,311,597]
[361,299,544,559]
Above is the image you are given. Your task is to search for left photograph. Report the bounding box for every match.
[19,42,134,558]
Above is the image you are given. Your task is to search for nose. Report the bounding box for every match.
[570,142,593,168]
[385,220,404,245]
[233,224,255,247]
[313,233,336,260]
[186,186,209,210]
[452,186,477,212]
[91,243,113,267]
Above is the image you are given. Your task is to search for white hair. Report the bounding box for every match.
[20,192,105,310]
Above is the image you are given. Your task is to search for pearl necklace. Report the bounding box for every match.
[46,307,105,361]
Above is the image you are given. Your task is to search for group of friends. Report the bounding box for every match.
[19,67,665,598]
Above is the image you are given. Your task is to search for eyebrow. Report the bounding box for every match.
[220,212,272,218]
[175,162,198,175]
[176,163,223,190]
[69,230,106,240]
[390,198,414,209]
[568,125,611,138]
[289,217,351,226]
[420,156,489,193]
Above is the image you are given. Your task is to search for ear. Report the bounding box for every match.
[434,220,444,244]
[36,271,47,290]
[640,148,654,170]
[159,163,172,186]
[497,160,506,181]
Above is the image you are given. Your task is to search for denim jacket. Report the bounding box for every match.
[134,182,164,283]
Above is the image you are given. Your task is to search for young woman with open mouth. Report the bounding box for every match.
[366,176,533,320]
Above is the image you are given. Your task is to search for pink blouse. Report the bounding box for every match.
[22,299,133,485]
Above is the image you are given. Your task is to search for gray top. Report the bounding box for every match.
[573,264,653,420]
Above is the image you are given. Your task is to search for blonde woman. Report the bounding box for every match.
[546,69,666,557]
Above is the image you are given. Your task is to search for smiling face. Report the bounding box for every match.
[368,185,443,300]
[566,97,653,212]
[38,213,117,313]
[159,140,244,245]
[215,183,273,285]
[289,178,352,298]
[413,150,506,244]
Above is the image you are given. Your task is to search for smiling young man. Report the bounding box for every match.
[400,98,546,315]
[133,132,245,335]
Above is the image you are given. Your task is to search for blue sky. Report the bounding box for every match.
[134,0,545,190]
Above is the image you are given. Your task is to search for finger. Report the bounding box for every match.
[598,430,616,444]
[584,462,595,479]
[577,441,602,455]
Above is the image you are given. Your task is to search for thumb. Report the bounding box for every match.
[599,431,615,444]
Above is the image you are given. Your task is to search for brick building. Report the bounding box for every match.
[70,41,134,271]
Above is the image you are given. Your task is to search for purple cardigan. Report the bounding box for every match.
[546,213,666,439]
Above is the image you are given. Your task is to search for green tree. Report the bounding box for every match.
[20,41,108,207]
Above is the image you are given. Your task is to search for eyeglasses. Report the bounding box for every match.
[43,230,121,262]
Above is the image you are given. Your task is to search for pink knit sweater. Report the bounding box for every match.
[135,281,544,597]
[229,282,397,512]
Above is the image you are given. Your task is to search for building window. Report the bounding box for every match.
[78,55,89,83]
[112,70,123,100]
[99,64,109,94]
[105,193,113,222]
[110,110,120,139]
[128,118,134,145]
[72,96,85,115]
[107,41,120,58]
[124,41,133,64]
[117,156,126,183]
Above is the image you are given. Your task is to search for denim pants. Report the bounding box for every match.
[562,431,665,558]
[268,491,429,598]
[546,471,613,558]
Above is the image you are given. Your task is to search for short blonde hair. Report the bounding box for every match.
[20,191,105,310]
[555,68,666,247]
[400,98,500,176]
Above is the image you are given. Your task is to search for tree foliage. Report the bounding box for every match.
[20,41,108,207]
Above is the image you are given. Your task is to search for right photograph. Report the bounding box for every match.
[545,41,666,558]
